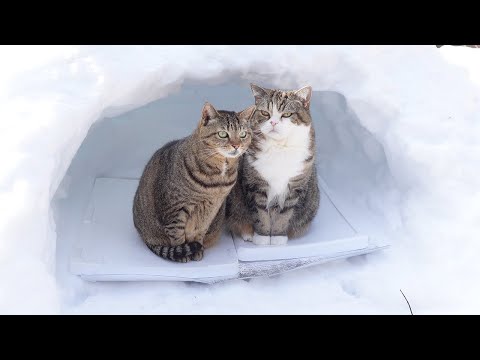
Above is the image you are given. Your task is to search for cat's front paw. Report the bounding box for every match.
[270,235,288,246]
[190,249,204,261]
[192,233,206,243]
[176,256,191,263]
[252,233,271,245]
[241,232,254,242]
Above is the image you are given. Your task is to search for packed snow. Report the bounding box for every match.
[1,45,480,314]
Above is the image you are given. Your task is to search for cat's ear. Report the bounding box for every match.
[250,83,269,103]
[237,105,256,122]
[294,86,312,109]
[201,102,219,126]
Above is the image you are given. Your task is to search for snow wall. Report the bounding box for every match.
[1,45,479,314]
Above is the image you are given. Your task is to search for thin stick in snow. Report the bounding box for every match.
[400,289,413,315]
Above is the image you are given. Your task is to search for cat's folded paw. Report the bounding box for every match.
[270,235,288,246]
[252,233,271,245]
[241,232,254,242]
[190,249,204,261]
[176,256,191,263]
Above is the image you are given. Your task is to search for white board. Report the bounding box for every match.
[70,178,239,281]
[70,177,386,282]
[234,182,369,261]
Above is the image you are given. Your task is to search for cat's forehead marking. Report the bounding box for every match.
[216,111,247,132]
[277,92,289,111]
[267,90,293,112]
[256,88,299,113]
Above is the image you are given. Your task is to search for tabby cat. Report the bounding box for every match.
[226,84,320,245]
[133,102,255,262]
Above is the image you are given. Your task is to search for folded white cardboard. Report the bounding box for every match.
[70,177,388,282]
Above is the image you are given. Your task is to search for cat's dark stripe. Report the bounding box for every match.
[175,246,183,255]
[165,224,184,229]
[147,242,202,262]
[183,157,215,188]
[206,132,220,139]
[283,195,300,205]
[226,166,237,177]
[278,204,296,214]
[207,163,219,172]
[166,219,182,225]
[244,182,267,196]
[184,158,237,188]
[193,152,220,176]
[251,195,268,208]
[179,207,190,216]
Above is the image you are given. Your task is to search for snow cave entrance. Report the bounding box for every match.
[54,79,396,283]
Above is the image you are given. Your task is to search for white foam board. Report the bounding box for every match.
[233,183,369,261]
[70,178,239,280]
[70,177,385,282]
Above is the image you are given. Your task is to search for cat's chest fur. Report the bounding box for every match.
[251,126,311,207]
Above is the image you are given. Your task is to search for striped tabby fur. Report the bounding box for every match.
[133,103,255,262]
[226,84,320,245]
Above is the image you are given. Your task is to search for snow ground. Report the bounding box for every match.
[1,45,480,314]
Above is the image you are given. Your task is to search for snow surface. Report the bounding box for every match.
[1,45,480,314]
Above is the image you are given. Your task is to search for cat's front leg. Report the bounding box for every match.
[204,201,226,248]
[164,223,186,246]
[175,213,204,261]
[184,218,206,261]
[251,207,271,245]
[187,231,206,261]
[163,205,192,246]
[269,206,294,246]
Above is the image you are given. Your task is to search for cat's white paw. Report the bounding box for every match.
[252,233,271,245]
[270,235,288,246]
[241,232,254,242]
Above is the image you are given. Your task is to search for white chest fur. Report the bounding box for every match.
[251,125,311,208]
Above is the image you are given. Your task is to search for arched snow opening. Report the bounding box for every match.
[2,45,479,314]
[52,76,400,291]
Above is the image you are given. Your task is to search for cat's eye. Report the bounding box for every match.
[282,112,293,118]
[260,110,270,117]
[218,131,229,138]
[239,130,247,138]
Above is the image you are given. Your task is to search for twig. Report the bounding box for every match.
[400,289,413,315]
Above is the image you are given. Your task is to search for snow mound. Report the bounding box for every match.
[1,45,480,314]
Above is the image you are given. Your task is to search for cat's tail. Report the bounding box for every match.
[146,241,203,262]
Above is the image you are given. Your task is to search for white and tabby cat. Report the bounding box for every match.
[226,84,320,245]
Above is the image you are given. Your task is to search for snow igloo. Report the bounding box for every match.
[3,45,480,314]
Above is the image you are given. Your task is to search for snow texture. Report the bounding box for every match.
[1,45,480,314]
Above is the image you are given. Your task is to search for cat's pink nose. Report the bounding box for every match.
[232,144,240,149]
[270,119,278,126]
